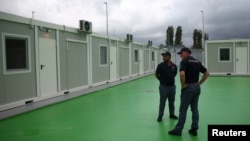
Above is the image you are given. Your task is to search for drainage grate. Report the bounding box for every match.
[144,90,155,93]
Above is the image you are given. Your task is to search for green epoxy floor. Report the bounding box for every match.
[0,75,250,141]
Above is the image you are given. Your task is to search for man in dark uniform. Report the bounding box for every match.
[168,47,209,136]
[155,51,178,122]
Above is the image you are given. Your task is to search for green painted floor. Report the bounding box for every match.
[0,75,250,141]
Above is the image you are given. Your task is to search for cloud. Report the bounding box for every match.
[0,0,250,46]
[204,0,250,40]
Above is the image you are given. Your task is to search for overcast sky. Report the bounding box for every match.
[1,0,250,46]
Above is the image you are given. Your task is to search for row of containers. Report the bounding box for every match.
[0,12,185,111]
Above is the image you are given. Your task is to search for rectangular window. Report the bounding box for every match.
[6,37,28,69]
[152,51,155,61]
[3,34,30,74]
[134,50,138,62]
[100,45,107,65]
[219,48,230,62]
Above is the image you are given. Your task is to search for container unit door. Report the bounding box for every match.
[235,47,248,73]
[39,38,57,96]
[139,50,144,74]
[67,41,88,89]
[158,51,162,64]
[144,50,149,72]
[119,47,130,77]
[154,51,158,70]
[110,46,117,81]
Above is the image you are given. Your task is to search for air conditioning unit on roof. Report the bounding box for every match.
[148,40,153,46]
[79,20,92,33]
[126,34,133,42]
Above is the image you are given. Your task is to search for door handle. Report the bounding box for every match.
[41,65,45,70]
[111,61,113,65]
[236,59,239,62]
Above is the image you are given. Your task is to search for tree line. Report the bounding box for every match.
[165,26,182,46]
[165,26,209,48]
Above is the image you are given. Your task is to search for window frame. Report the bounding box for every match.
[99,44,108,66]
[2,33,31,74]
[218,47,231,62]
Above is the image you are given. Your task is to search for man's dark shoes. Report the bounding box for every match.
[169,115,178,119]
[168,129,182,136]
[189,129,198,136]
[157,117,162,122]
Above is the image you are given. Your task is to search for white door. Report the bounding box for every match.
[154,51,158,69]
[110,46,117,81]
[139,50,144,74]
[39,38,57,96]
[236,47,248,73]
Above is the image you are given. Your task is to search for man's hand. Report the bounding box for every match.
[181,84,188,89]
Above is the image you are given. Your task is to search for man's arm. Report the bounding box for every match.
[199,64,209,85]
[155,64,161,81]
[155,73,160,81]
[180,71,187,89]
[199,71,209,85]
[179,60,187,89]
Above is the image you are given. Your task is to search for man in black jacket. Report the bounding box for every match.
[155,51,178,122]
[168,47,209,136]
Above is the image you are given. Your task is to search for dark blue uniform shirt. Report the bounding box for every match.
[156,62,177,86]
[179,56,207,84]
